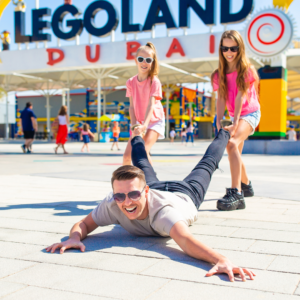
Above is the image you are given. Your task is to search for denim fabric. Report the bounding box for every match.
[230,110,261,135]
[131,129,230,209]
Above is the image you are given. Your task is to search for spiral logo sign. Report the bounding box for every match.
[245,8,294,59]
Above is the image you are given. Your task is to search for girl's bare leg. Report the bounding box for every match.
[62,144,68,154]
[111,142,115,150]
[81,144,85,152]
[116,141,120,150]
[143,129,159,166]
[226,120,252,191]
[238,141,250,185]
[123,137,132,165]
[86,144,90,152]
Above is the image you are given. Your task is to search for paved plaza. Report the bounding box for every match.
[1,140,300,299]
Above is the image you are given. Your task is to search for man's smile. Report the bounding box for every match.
[125,206,137,213]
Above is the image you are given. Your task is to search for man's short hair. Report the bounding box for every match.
[111,165,146,187]
[26,102,32,108]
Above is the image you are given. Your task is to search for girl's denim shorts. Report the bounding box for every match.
[230,110,261,135]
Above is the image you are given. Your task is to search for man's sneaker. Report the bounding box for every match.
[217,188,246,211]
[21,144,26,153]
[241,181,254,197]
[27,149,32,154]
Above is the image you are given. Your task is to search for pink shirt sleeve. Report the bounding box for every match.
[126,79,132,97]
[150,78,162,100]
[212,72,219,91]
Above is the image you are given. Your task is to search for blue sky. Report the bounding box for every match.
[0,0,299,50]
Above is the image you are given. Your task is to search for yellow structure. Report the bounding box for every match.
[273,0,294,12]
[255,67,288,139]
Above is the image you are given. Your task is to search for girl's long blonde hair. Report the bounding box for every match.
[211,30,259,102]
[136,42,159,84]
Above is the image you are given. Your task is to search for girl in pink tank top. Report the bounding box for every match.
[211,30,261,211]
[124,42,165,166]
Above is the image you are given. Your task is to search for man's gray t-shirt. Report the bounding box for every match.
[92,189,198,237]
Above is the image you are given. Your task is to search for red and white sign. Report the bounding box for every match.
[245,8,294,59]
[0,33,221,74]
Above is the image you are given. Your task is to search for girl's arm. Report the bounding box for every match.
[66,115,69,125]
[129,96,137,127]
[216,98,226,131]
[138,96,156,133]
[88,129,94,138]
[231,91,243,136]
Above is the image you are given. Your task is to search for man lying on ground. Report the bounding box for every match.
[46,129,255,282]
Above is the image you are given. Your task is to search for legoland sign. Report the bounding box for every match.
[15,0,254,43]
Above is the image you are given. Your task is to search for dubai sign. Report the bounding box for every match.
[14,0,254,43]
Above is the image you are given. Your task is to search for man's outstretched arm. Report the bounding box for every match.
[46,212,98,254]
[170,221,255,282]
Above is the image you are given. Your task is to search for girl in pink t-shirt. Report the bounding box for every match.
[123,42,165,165]
[211,30,261,211]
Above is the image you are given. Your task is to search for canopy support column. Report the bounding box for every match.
[5,92,9,139]
[165,88,170,139]
[67,88,70,127]
[103,93,106,115]
[97,77,102,141]
[62,89,66,106]
[46,93,50,141]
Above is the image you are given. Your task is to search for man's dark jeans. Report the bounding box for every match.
[131,129,230,209]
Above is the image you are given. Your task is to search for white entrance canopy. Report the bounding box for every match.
[0,32,300,139]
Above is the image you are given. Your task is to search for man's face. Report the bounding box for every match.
[113,178,149,221]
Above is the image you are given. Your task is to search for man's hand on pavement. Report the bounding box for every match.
[46,238,86,254]
[205,257,256,282]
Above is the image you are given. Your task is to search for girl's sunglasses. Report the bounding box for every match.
[113,185,146,203]
[137,56,154,64]
[220,46,239,53]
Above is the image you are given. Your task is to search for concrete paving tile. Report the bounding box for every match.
[0,217,72,234]
[248,241,300,257]
[268,256,300,274]
[135,243,195,261]
[2,263,169,300]
[0,258,37,279]
[0,286,115,300]
[217,250,276,270]
[147,280,300,300]
[193,216,226,225]
[140,259,300,294]
[231,228,300,243]
[168,235,256,252]
[0,241,43,259]
[219,219,300,232]
[22,249,160,274]
[199,211,300,223]
[295,284,300,296]
[189,224,238,237]
[0,281,25,298]
[0,228,68,246]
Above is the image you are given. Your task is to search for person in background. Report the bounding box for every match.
[186,121,195,146]
[20,102,37,154]
[287,125,297,141]
[111,121,121,150]
[212,30,261,211]
[170,128,176,143]
[54,105,69,154]
[81,123,94,152]
[181,128,187,144]
[124,42,165,166]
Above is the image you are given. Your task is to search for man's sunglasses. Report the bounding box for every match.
[113,185,146,203]
[137,56,154,64]
[220,46,239,53]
